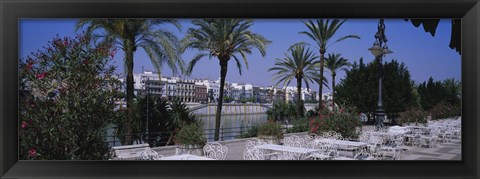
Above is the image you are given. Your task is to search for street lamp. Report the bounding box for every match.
[368,19,393,130]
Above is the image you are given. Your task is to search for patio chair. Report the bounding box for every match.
[284,135,305,148]
[141,149,163,160]
[245,139,280,160]
[203,142,228,160]
[243,147,266,160]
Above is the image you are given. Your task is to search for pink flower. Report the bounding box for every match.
[26,62,33,70]
[109,48,118,59]
[28,148,36,157]
[21,121,27,129]
[36,72,47,80]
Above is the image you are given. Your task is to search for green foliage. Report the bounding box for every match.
[77,19,184,145]
[266,100,299,121]
[398,108,428,125]
[174,121,207,146]
[237,126,259,139]
[19,34,119,160]
[286,118,310,133]
[269,44,318,117]
[309,105,362,139]
[183,19,271,141]
[417,77,461,111]
[257,121,284,139]
[429,102,461,120]
[336,58,418,120]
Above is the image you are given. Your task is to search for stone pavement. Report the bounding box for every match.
[152,129,461,160]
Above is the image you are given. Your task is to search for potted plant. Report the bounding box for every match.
[174,121,207,156]
[257,120,284,144]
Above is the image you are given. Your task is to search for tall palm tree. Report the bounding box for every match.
[76,19,184,145]
[182,19,271,141]
[269,44,318,118]
[299,19,360,109]
[324,53,351,109]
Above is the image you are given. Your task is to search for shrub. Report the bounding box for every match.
[257,120,284,139]
[237,126,259,139]
[309,105,362,140]
[174,121,207,146]
[286,118,309,133]
[429,102,461,120]
[19,34,120,160]
[266,100,298,121]
[398,108,428,125]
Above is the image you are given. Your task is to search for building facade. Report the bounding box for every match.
[195,85,207,103]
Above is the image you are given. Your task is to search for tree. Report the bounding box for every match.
[269,44,318,118]
[417,77,461,111]
[335,58,418,122]
[299,19,360,109]
[182,19,271,141]
[19,34,120,159]
[76,19,184,145]
[324,53,351,109]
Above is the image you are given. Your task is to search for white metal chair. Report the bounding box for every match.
[141,149,163,160]
[203,142,228,160]
[243,147,266,160]
[284,135,305,148]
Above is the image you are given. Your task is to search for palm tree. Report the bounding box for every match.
[269,44,318,118]
[324,53,351,109]
[182,19,271,141]
[299,19,360,109]
[76,19,184,145]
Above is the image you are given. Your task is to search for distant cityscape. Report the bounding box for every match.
[124,70,333,104]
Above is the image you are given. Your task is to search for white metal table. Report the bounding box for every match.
[255,144,319,160]
[315,139,367,148]
[159,154,215,160]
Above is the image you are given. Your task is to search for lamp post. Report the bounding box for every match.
[368,19,393,130]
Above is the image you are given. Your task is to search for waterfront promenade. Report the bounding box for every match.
[151,126,461,160]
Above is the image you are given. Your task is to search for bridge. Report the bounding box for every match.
[187,103,316,116]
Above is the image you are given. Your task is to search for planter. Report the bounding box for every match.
[258,135,282,145]
[175,144,204,156]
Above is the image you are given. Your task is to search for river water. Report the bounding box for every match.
[198,114,268,141]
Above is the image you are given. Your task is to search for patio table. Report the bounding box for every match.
[313,139,367,157]
[159,154,215,160]
[255,144,319,160]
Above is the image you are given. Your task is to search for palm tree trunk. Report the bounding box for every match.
[125,38,135,145]
[214,59,228,141]
[125,49,134,145]
[318,51,325,110]
[296,77,302,118]
[332,74,336,110]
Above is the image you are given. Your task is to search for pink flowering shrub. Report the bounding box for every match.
[398,108,428,125]
[309,105,362,140]
[429,102,461,120]
[19,34,121,160]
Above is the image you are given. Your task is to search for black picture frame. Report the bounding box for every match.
[1,0,479,178]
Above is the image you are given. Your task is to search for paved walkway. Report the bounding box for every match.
[152,128,461,160]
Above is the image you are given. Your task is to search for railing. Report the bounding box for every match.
[103,125,290,147]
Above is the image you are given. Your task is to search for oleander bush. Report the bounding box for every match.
[309,105,362,140]
[286,118,309,133]
[398,108,428,125]
[257,120,284,140]
[19,34,120,160]
[429,102,461,120]
[174,120,207,146]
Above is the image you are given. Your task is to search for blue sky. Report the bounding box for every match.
[19,19,461,93]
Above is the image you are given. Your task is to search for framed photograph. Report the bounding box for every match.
[1,0,479,178]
